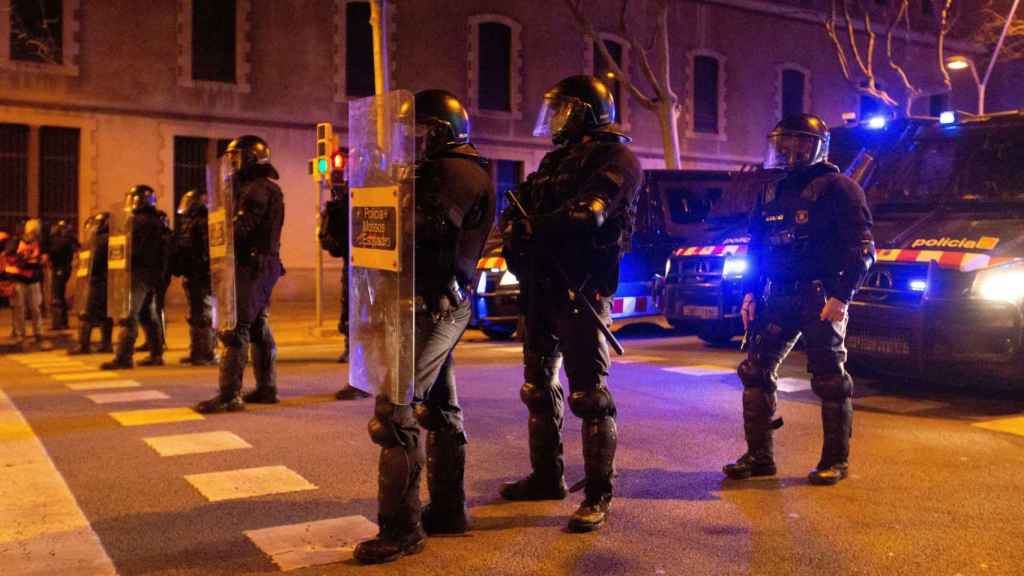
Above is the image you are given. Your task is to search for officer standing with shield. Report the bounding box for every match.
[353,90,495,564]
[69,212,113,354]
[195,135,285,413]
[173,190,217,365]
[499,76,641,533]
[722,114,875,486]
[101,186,169,369]
[48,220,78,330]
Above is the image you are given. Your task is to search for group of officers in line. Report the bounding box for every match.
[36,73,876,565]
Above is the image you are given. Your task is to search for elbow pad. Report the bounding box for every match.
[567,197,607,229]
[838,240,876,300]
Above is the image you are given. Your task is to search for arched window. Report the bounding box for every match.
[777,64,811,119]
[468,15,523,118]
[687,50,727,138]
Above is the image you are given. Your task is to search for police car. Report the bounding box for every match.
[469,170,714,339]
[844,111,1024,383]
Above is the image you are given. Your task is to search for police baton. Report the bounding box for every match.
[504,190,625,356]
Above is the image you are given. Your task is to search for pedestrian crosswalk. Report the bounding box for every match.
[244,515,379,571]
[143,431,252,457]
[184,465,318,502]
[108,407,205,426]
[85,390,170,404]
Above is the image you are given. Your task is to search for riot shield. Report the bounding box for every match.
[347,90,416,403]
[72,216,101,319]
[208,159,237,333]
[106,204,133,322]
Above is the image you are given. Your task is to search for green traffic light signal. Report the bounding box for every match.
[317,157,329,174]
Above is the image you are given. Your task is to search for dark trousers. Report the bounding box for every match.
[113,282,163,362]
[369,299,471,538]
[183,273,215,361]
[521,293,617,500]
[738,281,853,467]
[51,268,70,329]
[217,258,281,398]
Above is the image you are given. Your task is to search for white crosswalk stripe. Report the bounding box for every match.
[185,465,318,502]
[244,515,378,571]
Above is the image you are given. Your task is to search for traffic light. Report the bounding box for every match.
[330,148,348,186]
[316,122,333,178]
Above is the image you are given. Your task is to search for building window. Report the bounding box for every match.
[192,0,236,83]
[929,93,949,117]
[585,33,631,130]
[467,14,523,119]
[345,1,375,98]
[778,65,811,120]
[491,159,523,217]
[0,123,29,234]
[10,0,62,64]
[922,0,933,15]
[39,126,79,229]
[173,136,230,227]
[690,53,725,136]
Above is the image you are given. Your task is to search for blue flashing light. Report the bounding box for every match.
[722,257,749,278]
[939,111,956,125]
[866,116,887,130]
[909,279,928,292]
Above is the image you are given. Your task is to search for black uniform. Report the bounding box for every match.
[218,164,285,404]
[735,162,874,479]
[501,135,642,516]
[71,215,113,354]
[367,147,495,549]
[318,193,350,358]
[173,201,216,364]
[106,205,171,367]
[48,229,79,330]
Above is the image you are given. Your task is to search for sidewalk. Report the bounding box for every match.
[0,300,344,355]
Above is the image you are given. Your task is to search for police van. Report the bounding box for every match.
[469,170,719,339]
[843,111,1024,383]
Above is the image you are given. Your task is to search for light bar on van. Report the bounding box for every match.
[909,279,928,292]
[866,116,887,130]
[939,111,956,125]
[722,257,749,278]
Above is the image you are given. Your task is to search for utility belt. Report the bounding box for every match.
[415,277,467,318]
[763,278,826,299]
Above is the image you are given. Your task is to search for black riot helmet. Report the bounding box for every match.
[50,219,70,237]
[413,89,471,162]
[125,185,157,212]
[225,134,272,176]
[533,75,620,145]
[176,189,207,215]
[85,211,110,235]
[764,114,830,170]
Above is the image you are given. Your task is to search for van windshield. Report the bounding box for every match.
[866,125,1024,205]
[706,172,773,220]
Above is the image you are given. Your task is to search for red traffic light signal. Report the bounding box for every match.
[332,150,346,172]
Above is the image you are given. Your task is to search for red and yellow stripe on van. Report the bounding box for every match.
[477,256,507,271]
[875,248,1016,272]
[672,244,748,258]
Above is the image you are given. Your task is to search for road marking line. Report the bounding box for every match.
[184,465,317,502]
[973,416,1024,437]
[613,355,663,364]
[777,378,812,393]
[86,390,170,405]
[15,359,86,368]
[854,396,947,414]
[65,379,141,391]
[144,431,252,457]
[53,371,121,382]
[36,365,95,374]
[244,515,378,571]
[0,388,118,575]
[663,364,735,376]
[109,407,204,427]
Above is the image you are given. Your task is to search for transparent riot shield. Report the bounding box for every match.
[208,159,237,333]
[106,204,133,322]
[348,90,416,403]
[72,215,101,319]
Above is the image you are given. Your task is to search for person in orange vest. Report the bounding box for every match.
[8,219,47,350]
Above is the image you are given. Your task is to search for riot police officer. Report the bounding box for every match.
[195,135,285,413]
[723,114,875,486]
[499,76,642,533]
[353,90,495,564]
[101,186,169,369]
[173,190,217,365]
[48,220,79,330]
[68,212,113,354]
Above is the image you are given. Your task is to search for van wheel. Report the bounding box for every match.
[698,321,738,347]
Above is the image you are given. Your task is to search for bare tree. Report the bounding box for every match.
[824,0,955,117]
[971,1,1024,66]
[565,0,682,169]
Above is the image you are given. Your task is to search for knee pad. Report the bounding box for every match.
[569,387,615,420]
[218,329,243,347]
[738,359,776,391]
[368,416,401,448]
[520,381,559,415]
[413,402,447,432]
[811,372,853,402]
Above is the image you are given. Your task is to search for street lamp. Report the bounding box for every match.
[945,55,984,115]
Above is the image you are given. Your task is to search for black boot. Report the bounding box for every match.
[422,430,469,535]
[568,416,617,533]
[336,385,371,400]
[809,398,852,485]
[724,387,779,479]
[98,320,114,353]
[243,339,278,403]
[67,323,92,355]
[195,343,247,414]
[355,403,426,564]
[501,354,567,501]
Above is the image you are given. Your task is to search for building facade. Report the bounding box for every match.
[0,0,1003,301]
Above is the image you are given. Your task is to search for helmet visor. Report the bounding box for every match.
[532,98,576,140]
[764,133,826,170]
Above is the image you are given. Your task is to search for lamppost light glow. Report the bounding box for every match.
[946,57,969,70]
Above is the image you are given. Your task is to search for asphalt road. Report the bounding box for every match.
[3,325,1024,576]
